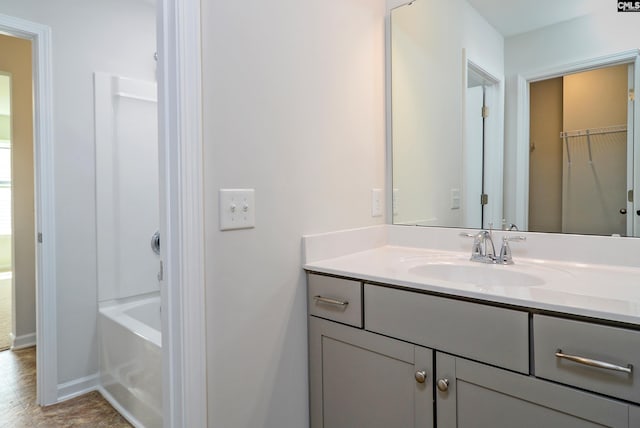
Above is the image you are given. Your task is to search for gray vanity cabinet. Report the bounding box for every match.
[307,273,640,427]
[435,352,631,428]
[363,283,530,374]
[309,316,434,428]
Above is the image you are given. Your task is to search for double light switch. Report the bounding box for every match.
[219,189,255,230]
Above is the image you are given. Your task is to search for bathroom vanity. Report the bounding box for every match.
[304,226,640,428]
[335,1,640,425]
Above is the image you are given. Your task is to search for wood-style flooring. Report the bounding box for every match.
[0,347,131,427]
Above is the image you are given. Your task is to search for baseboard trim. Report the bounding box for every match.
[56,373,100,402]
[10,332,36,350]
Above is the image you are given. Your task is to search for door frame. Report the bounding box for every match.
[0,13,57,406]
[157,0,207,426]
[513,49,640,232]
[463,51,503,230]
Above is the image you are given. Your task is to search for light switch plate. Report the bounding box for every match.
[219,189,255,230]
[371,188,383,217]
[450,188,460,210]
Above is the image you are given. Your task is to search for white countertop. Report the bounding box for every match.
[304,241,640,326]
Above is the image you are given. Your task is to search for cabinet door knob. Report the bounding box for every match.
[414,370,427,384]
[436,378,449,392]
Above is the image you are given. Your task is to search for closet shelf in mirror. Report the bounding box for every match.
[560,124,627,165]
[560,124,627,139]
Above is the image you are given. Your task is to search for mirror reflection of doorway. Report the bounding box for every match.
[529,63,632,236]
[465,60,499,229]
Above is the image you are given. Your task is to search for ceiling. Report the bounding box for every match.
[466,0,608,38]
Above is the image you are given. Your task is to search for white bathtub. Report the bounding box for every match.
[99,295,162,428]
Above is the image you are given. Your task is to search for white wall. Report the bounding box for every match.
[201,0,387,426]
[389,0,503,227]
[0,0,155,388]
[503,10,640,224]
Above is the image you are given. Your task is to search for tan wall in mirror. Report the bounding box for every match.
[562,64,628,235]
[529,77,563,233]
[0,34,35,339]
[563,65,628,129]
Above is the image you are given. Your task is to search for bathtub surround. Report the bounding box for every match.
[93,33,161,428]
[94,73,160,302]
[91,14,161,428]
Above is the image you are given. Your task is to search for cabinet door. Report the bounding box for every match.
[436,353,631,428]
[309,316,433,428]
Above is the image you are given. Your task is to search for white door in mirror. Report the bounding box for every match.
[219,189,255,230]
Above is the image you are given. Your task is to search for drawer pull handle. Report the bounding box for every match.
[313,295,349,307]
[555,349,633,374]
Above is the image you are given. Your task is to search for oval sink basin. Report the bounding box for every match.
[408,264,545,287]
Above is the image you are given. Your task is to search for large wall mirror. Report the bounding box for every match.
[390,0,640,236]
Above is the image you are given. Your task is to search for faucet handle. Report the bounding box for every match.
[460,231,484,259]
[460,230,493,239]
[503,235,526,242]
[498,235,526,264]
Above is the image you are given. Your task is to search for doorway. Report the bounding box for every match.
[0,1,206,423]
[0,23,51,404]
[529,63,632,236]
[0,33,36,355]
[514,50,640,235]
[464,58,502,229]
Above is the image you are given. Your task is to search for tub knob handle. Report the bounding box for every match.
[151,230,161,255]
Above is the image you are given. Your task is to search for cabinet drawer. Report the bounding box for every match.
[365,284,529,373]
[308,274,362,328]
[534,315,640,404]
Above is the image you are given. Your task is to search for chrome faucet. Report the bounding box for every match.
[460,230,496,264]
[461,230,526,265]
